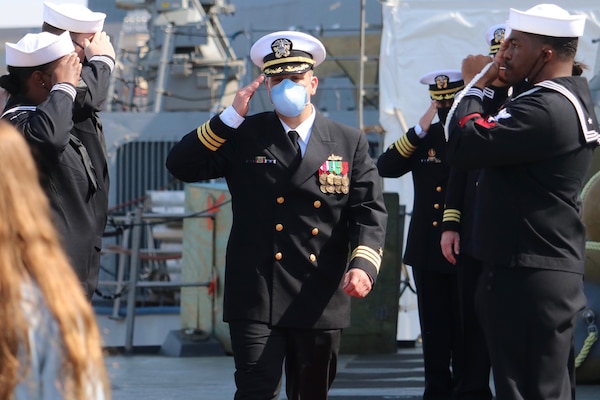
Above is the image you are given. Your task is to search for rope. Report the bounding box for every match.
[575,308,599,368]
[444,61,495,141]
[575,331,599,368]
[581,170,600,202]
[586,241,600,252]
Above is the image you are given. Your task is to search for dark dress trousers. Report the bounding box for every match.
[442,167,492,400]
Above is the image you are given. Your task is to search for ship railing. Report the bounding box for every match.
[97,194,218,353]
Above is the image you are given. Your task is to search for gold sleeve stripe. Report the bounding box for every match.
[196,122,226,152]
[443,208,461,223]
[200,124,226,149]
[351,245,382,272]
[393,135,416,158]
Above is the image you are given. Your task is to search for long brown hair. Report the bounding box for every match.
[0,121,110,399]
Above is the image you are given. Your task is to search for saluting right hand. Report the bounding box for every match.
[418,100,439,134]
[84,31,116,60]
[232,74,265,117]
[52,53,82,87]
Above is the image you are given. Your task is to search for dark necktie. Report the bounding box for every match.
[288,130,301,154]
[288,130,302,168]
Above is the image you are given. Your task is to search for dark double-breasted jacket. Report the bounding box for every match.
[377,123,453,272]
[166,110,387,329]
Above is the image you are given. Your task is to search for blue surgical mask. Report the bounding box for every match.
[269,79,308,117]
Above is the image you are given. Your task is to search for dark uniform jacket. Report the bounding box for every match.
[71,57,114,298]
[166,111,387,329]
[2,89,99,296]
[441,86,508,257]
[447,77,599,273]
[377,123,453,272]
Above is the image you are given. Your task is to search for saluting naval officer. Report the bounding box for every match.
[440,25,507,400]
[165,30,387,400]
[41,2,116,300]
[377,70,464,400]
[446,4,599,399]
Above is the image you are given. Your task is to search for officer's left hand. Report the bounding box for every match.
[343,269,372,298]
[441,230,460,265]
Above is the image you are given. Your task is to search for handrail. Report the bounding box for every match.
[96,205,218,353]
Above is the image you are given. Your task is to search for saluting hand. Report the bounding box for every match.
[84,31,116,60]
[53,53,82,87]
[343,268,373,298]
[418,100,439,134]
[232,74,265,117]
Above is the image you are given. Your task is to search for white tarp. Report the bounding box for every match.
[379,0,600,340]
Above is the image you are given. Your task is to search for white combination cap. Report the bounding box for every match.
[486,24,507,55]
[507,4,586,38]
[6,31,74,67]
[250,30,326,76]
[43,2,106,33]
[419,69,464,101]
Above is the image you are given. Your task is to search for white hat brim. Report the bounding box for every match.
[507,5,586,37]
[43,1,106,33]
[6,31,75,67]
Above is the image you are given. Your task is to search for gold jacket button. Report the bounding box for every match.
[436,186,442,193]
[277,196,285,204]
[275,223,284,232]
[433,203,440,209]
[432,221,438,227]
[311,228,319,236]
[309,254,317,262]
[275,252,283,261]
[313,200,321,208]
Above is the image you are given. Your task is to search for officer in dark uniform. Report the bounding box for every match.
[166,30,387,400]
[41,2,115,300]
[377,70,464,400]
[486,24,506,56]
[446,4,599,399]
[440,25,506,400]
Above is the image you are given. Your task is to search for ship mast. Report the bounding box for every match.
[108,0,244,113]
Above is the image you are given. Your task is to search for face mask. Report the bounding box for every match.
[269,79,308,117]
[437,107,451,125]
